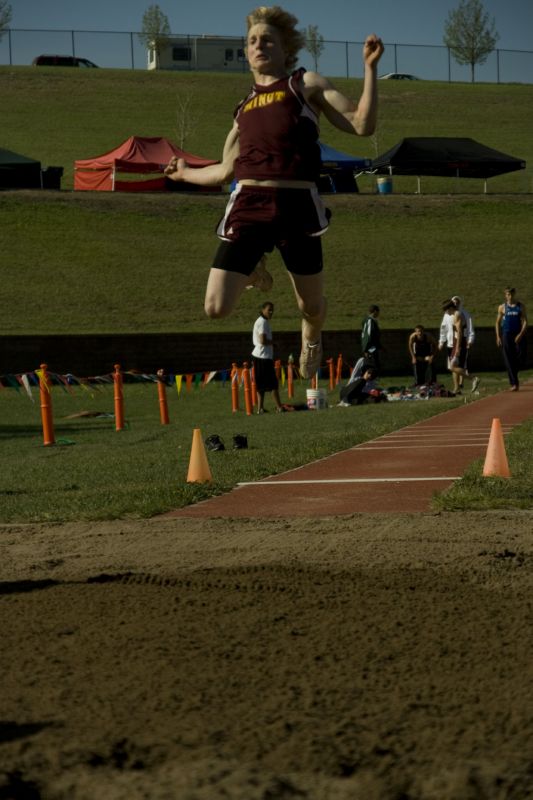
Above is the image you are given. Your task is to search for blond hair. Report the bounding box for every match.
[246,6,305,70]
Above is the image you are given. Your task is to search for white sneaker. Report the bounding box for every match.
[299,338,322,379]
[245,256,273,292]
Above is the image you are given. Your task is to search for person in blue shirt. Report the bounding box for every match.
[495,286,528,391]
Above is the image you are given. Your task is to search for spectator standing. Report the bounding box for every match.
[442,299,480,395]
[408,324,438,386]
[439,295,475,390]
[452,295,475,390]
[452,296,475,348]
[361,305,383,371]
[438,307,454,360]
[495,286,528,391]
[252,301,284,413]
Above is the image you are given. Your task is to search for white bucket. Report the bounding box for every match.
[306,388,328,410]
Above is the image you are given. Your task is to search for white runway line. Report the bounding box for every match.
[370,437,490,443]
[238,477,462,486]
[380,432,499,438]
[354,443,488,450]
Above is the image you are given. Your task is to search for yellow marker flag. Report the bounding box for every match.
[175,375,183,395]
[35,368,50,393]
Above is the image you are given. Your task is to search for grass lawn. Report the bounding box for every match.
[1,371,532,523]
[2,69,532,334]
[2,67,532,191]
[2,191,532,334]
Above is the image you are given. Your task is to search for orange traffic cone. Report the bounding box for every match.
[482,418,510,478]
[186,428,213,483]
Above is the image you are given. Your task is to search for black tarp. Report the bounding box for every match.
[0,148,42,189]
[372,137,526,179]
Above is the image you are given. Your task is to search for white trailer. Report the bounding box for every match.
[148,35,247,72]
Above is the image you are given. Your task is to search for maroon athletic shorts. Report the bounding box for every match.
[213,184,330,276]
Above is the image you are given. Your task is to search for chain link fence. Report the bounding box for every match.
[1,28,532,84]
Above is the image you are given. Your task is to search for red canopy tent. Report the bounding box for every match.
[74,136,219,192]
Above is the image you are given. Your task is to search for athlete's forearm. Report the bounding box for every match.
[353,63,379,135]
[166,161,233,186]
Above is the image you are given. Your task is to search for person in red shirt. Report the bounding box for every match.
[165,5,383,378]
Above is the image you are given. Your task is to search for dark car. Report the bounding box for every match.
[32,55,99,67]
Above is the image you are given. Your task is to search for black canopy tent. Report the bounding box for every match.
[0,148,42,189]
[372,137,526,193]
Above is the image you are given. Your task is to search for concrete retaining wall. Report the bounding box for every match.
[1,328,530,378]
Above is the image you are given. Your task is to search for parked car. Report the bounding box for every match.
[379,72,419,80]
[32,55,98,67]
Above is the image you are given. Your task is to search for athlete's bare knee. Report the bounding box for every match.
[204,297,229,319]
[301,297,326,320]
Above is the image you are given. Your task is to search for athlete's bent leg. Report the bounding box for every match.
[289,272,327,378]
[289,272,327,342]
[204,268,250,319]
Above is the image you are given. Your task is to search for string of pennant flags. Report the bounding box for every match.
[0,355,349,403]
[2,358,349,446]
[0,367,226,401]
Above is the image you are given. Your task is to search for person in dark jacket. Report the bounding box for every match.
[361,304,383,370]
[408,324,438,386]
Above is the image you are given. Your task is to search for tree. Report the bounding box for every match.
[175,89,201,150]
[443,0,499,83]
[0,0,12,41]
[304,25,324,71]
[138,4,171,69]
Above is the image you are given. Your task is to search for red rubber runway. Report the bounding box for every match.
[168,385,533,517]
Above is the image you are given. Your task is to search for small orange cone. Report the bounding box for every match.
[482,418,510,478]
[186,428,213,483]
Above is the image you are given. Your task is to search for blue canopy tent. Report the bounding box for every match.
[229,143,371,193]
[318,143,372,193]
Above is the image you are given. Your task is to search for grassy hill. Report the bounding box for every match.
[1,67,532,335]
[2,65,532,190]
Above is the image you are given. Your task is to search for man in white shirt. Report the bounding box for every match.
[452,295,475,347]
[252,301,284,413]
[439,295,475,391]
[441,299,480,395]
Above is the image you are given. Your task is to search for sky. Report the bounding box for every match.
[8,0,532,48]
[3,0,533,81]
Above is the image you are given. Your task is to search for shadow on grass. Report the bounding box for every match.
[0,421,115,438]
[0,424,42,438]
